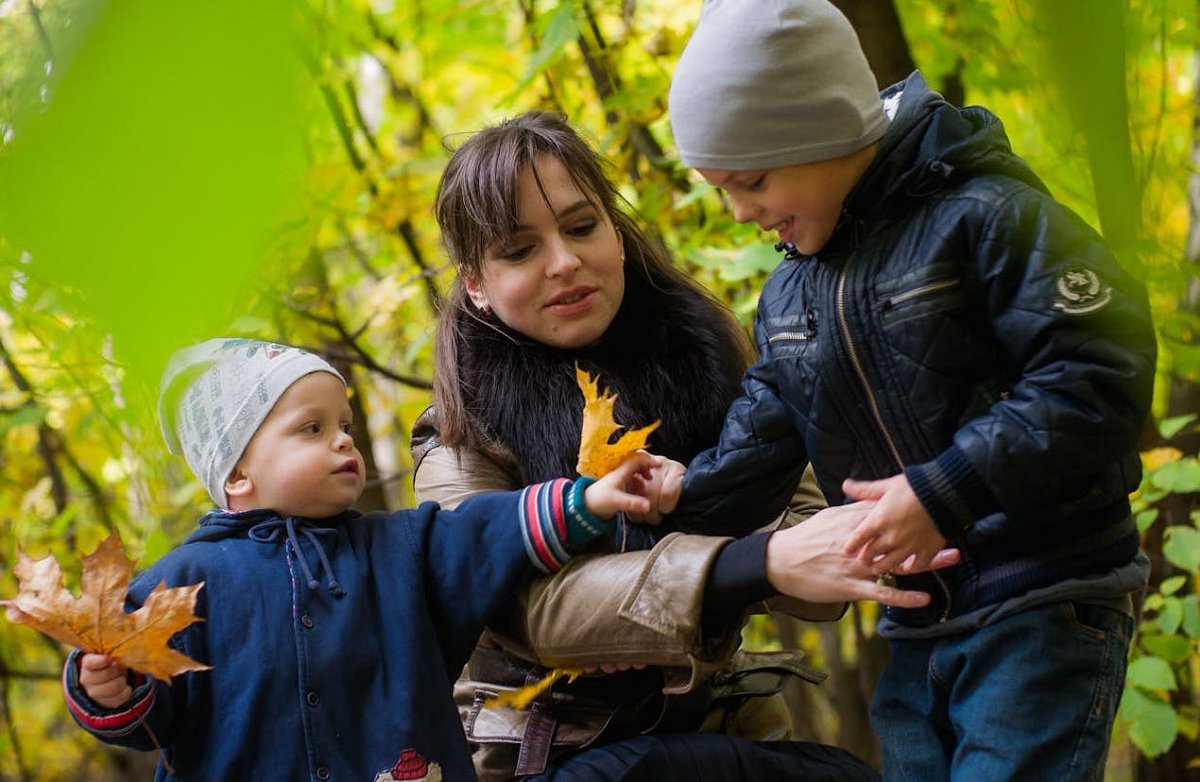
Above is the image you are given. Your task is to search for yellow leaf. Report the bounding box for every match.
[2,532,209,682]
[486,667,582,710]
[575,365,660,478]
[1142,446,1183,472]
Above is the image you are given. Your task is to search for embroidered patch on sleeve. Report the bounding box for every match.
[1053,267,1112,315]
[374,749,442,782]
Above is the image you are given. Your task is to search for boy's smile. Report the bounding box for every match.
[698,144,877,255]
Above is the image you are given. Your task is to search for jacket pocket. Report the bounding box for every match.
[878,266,964,327]
[763,309,818,359]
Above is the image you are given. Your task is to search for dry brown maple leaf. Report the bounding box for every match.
[2,531,209,682]
[576,365,660,478]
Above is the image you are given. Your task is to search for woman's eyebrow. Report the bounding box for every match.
[512,199,594,232]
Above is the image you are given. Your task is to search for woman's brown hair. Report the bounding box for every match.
[431,111,750,451]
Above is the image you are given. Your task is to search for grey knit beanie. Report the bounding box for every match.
[158,338,344,507]
[668,0,889,170]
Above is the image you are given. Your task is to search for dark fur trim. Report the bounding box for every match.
[458,277,746,484]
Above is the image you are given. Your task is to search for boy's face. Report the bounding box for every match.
[225,371,365,518]
[698,147,874,255]
[463,154,626,350]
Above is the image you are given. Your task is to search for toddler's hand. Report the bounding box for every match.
[79,653,133,709]
[583,451,663,521]
[624,455,685,525]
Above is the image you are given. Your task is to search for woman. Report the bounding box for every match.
[413,111,950,780]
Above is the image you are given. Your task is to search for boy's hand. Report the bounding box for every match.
[583,451,662,521]
[766,501,960,608]
[624,455,685,525]
[841,474,947,575]
[79,653,133,709]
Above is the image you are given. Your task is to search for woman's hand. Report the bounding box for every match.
[765,502,960,608]
[78,653,133,709]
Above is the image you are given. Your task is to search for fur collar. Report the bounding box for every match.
[458,282,745,484]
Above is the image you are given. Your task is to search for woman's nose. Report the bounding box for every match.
[545,239,582,277]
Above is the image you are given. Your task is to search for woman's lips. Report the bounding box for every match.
[545,287,596,316]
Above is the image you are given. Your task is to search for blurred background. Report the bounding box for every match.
[0,1,1197,779]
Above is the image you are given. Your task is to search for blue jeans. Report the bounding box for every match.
[871,601,1133,782]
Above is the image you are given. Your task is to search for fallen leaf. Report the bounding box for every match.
[486,667,582,710]
[576,365,660,478]
[2,532,209,681]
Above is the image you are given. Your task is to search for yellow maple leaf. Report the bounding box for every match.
[2,531,209,682]
[576,365,660,478]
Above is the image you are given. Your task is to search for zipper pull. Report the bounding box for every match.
[775,241,801,261]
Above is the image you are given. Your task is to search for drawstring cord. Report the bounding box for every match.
[248,516,345,596]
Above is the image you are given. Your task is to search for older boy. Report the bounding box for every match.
[666,1,1156,780]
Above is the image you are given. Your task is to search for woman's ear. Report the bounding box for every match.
[462,272,491,313]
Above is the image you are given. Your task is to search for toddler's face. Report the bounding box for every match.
[228,372,366,518]
[698,149,873,255]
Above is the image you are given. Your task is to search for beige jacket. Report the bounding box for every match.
[411,409,841,779]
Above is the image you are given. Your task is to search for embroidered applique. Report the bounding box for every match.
[1053,267,1112,315]
[374,749,442,782]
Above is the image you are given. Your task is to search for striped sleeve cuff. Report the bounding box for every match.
[63,649,156,739]
[519,478,616,573]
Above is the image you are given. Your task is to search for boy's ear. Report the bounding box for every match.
[224,465,253,501]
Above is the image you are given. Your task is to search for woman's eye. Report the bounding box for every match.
[498,245,533,261]
[745,174,766,191]
[567,221,597,237]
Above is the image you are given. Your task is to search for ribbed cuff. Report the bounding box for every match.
[565,476,614,546]
[518,478,616,574]
[701,532,774,637]
[905,445,999,540]
[63,649,156,738]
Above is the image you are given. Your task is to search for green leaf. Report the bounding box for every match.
[0,404,48,436]
[1140,634,1193,663]
[1151,459,1200,494]
[1160,414,1197,440]
[1182,595,1200,640]
[1136,508,1160,533]
[1127,656,1177,691]
[1160,596,1184,636]
[674,182,715,210]
[1160,575,1187,596]
[1120,688,1179,758]
[1164,526,1200,573]
[0,0,306,393]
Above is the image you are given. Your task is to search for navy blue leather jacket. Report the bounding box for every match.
[676,73,1156,628]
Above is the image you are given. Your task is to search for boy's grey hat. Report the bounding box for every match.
[158,338,344,508]
[668,0,889,170]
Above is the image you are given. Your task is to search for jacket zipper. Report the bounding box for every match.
[767,331,811,343]
[884,278,959,309]
[836,255,952,621]
[835,257,904,467]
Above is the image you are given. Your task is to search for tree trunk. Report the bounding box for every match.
[830,0,915,90]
